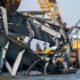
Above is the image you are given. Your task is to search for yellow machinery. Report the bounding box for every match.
[38,0,62,24]
[72,39,80,49]
[38,0,60,17]
[43,39,80,54]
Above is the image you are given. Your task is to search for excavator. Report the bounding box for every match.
[0,0,79,76]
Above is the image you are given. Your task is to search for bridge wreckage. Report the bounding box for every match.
[0,0,80,76]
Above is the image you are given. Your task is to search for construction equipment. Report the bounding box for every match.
[38,0,62,25]
[0,0,79,76]
[38,0,60,17]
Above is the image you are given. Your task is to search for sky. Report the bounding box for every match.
[58,0,80,27]
[17,0,80,27]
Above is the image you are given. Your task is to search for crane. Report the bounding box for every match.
[38,0,62,25]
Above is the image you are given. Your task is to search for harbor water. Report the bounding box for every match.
[0,73,80,80]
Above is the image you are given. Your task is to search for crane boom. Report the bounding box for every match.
[38,0,61,18]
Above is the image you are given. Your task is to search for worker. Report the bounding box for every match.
[36,42,42,52]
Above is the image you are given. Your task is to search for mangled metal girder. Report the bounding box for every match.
[0,6,9,35]
[0,0,72,75]
[0,0,21,16]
